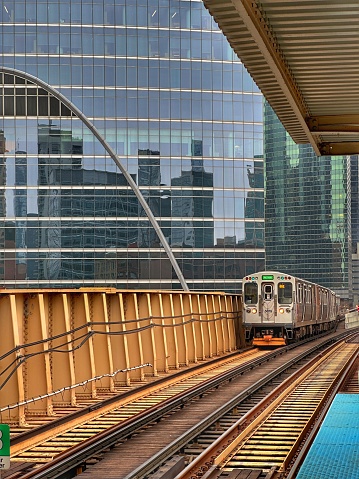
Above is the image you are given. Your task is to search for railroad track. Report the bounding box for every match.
[175,335,359,479]
[3,328,353,479]
[5,347,273,477]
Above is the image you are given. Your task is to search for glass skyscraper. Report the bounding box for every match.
[264,103,352,300]
[0,0,265,291]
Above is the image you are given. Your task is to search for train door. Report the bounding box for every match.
[262,281,275,322]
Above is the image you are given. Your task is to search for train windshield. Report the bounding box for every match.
[244,283,258,304]
[278,282,292,304]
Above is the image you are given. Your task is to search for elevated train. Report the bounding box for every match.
[243,271,340,347]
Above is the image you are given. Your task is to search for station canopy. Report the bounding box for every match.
[203,0,359,156]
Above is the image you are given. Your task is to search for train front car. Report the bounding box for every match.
[243,272,294,347]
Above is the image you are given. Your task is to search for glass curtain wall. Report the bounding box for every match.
[264,102,352,299]
[0,0,265,291]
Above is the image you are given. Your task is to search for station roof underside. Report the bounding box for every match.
[203,0,359,156]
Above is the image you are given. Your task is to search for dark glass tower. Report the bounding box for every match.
[351,155,359,305]
[264,103,352,299]
[0,0,265,291]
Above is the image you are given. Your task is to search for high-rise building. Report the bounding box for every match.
[0,0,265,291]
[264,103,352,300]
[350,155,359,305]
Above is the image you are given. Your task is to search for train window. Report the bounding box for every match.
[297,283,303,303]
[263,284,273,300]
[243,283,258,304]
[323,291,328,305]
[278,282,292,304]
[305,287,311,304]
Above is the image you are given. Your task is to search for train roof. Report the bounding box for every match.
[244,271,339,296]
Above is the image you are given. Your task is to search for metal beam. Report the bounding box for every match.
[319,142,359,156]
[308,115,359,133]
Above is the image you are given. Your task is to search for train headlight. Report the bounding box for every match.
[286,308,291,313]
[246,308,251,313]
[279,308,285,314]
[251,308,257,314]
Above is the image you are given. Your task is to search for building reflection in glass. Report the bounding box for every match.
[264,102,351,299]
[138,149,162,248]
[0,130,6,279]
[14,152,27,279]
[171,159,214,249]
[38,124,83,280]
[0,0,267,291]
[0,111,266,289]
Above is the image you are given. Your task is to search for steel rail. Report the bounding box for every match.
[284,343,359,478]
[174,335,359,479]
[12,329,349,452]
[11,349,245,450]
[280,341,359,473]
[122,334,347,479]
[9,332,356,479]
[15,331,355,479]
[12,333,312,450]
[13,348,278,479]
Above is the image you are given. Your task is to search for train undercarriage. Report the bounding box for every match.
[246,321,338,347]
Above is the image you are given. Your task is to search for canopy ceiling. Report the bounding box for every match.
[203,0,359,155]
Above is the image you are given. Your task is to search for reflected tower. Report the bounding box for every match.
[0,130,6,279]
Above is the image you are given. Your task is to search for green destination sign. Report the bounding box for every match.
[262,275,274,280]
